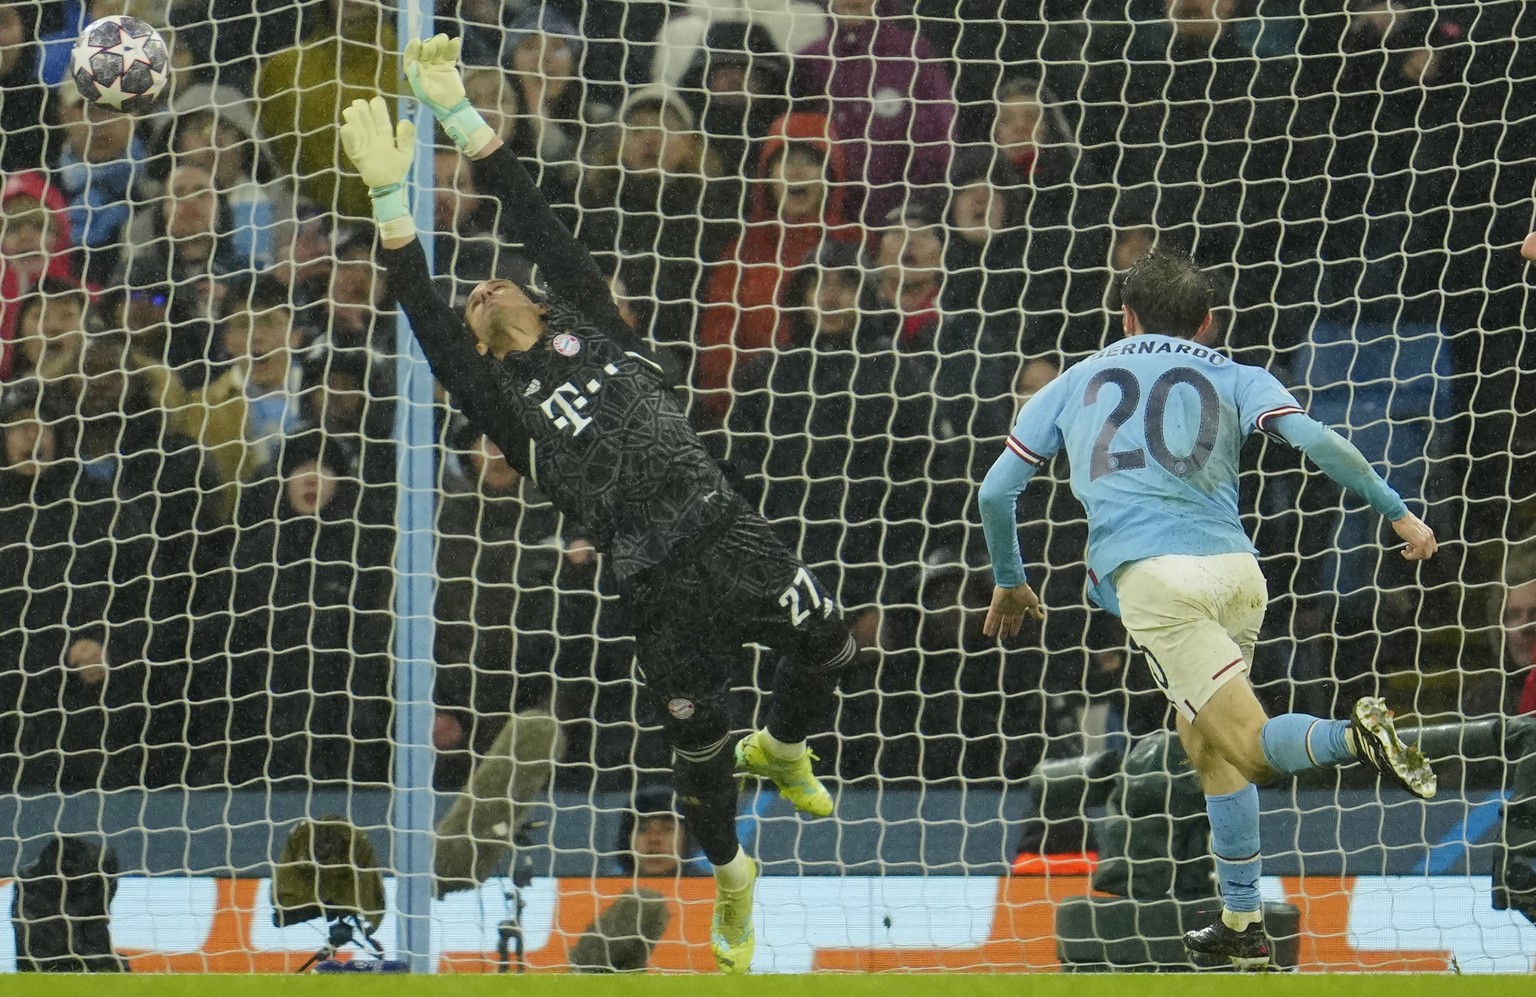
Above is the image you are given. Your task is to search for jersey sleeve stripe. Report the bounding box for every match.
[1006,436,1046,466]
[625,350,666,376]
[1255,406,1305,431]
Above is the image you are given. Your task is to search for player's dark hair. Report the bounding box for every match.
[1117,247,1215,339]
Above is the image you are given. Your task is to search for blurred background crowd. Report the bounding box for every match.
[0,0,1533,800]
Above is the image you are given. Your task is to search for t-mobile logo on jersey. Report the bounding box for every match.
[539,363,621,436]
[540,383,594,435]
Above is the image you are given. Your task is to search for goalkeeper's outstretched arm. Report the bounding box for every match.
[339,95,527,455]
[405,36,604,302]
[1268,412,1438,561]
[403,34,650,357]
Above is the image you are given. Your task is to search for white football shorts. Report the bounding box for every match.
[1114,552,1268,723]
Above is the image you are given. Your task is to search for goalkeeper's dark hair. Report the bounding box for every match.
[1117,246,1216,339]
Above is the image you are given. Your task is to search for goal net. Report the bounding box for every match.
[0,0,1532,974]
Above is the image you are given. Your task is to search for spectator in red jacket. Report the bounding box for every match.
[695,111,858,420]
[0,172,77,378]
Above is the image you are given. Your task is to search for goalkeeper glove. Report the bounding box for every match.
[340,96,417,242]
[404,34,496,157]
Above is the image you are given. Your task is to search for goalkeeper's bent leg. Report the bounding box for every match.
[764,622,858,746]
[736,622,855,819]
[629,594,743,864]
[663,701,742,867]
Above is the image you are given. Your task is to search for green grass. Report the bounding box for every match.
[0,975,1518,997]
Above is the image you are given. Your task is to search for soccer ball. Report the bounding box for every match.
[70,15,171,114]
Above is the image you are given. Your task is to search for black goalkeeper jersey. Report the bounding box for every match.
[381,145,736,582]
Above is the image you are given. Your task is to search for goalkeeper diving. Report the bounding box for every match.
[339,37,860,975]
[978,249,1441,970]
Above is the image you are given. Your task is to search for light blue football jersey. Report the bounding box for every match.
[1003,334,1303,612]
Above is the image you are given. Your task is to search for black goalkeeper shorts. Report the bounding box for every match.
[620,507,848,746]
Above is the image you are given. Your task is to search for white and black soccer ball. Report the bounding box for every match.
[70,15,171,114]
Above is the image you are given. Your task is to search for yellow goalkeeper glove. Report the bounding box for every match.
[404,34,496,157]
[340,96,417,242]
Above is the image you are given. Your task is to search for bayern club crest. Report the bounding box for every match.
[551,333,582,357]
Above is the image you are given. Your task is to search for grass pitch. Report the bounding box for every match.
[0,974,1516,997]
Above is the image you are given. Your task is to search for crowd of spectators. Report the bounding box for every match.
[0,0,1533,797]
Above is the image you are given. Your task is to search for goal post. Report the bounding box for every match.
[388,0,440,973]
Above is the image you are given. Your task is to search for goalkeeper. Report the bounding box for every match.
[979,249,1440,970]
[339,37,858,975]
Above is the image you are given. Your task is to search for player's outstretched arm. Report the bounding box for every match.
[978,449,1048,640]
[339,95,417,249]
[402,34,635,343]
[978,377,1071,640]
[342,96,512,431]
[1269,412,1438,562]
[402,34,498,159]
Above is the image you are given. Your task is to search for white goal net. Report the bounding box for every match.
[0,0,1532,975]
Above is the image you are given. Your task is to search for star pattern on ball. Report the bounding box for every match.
[68,35,101,73]
[92,71,136,110]
[107,32,156,72]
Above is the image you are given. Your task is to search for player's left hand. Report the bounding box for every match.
[404,34,496,156]
[404,34,467,118]
[340,96,414,190]
[984,583,1045,639]
[1390,511,1438,562]
[1522,231,1536,262]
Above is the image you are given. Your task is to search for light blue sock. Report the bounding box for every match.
[1207,784,1262,914]
[1260,713,1354,774]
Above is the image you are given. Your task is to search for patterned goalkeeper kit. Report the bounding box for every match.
[381,144,850,747]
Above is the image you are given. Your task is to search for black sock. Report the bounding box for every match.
[765,666,835,745]
[765,636,857,744]
[671,735,741,866]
